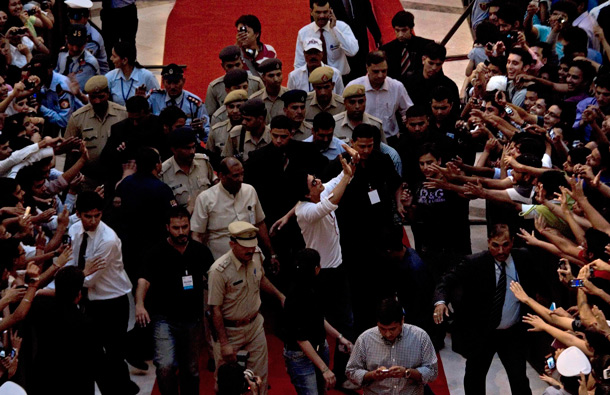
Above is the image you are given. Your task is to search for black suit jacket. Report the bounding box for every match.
[433,248,537,355]
[381,36,434,80]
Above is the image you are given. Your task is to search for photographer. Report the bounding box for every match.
[234,15,276,76]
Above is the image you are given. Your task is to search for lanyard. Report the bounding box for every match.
[120,77,135,104]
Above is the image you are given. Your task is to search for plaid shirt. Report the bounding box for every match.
[346,324,438,395]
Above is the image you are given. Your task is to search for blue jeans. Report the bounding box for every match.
[152,316,202,395]
[283,341,330,395]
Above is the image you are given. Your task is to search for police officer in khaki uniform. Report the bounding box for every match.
[281,89,312,141]
[205,45,264,116]
[333,84,386,143]
[64,75,127,187]
[304,66,345,123]
[208,90,248,156]
[210,69,250,127]
[249,58,288,123]
[160,127,217,210]
[208,221,285,395]
[222,98,271,162]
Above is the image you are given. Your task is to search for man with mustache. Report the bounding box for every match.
[207,221,285,395]
[135,206,215,395]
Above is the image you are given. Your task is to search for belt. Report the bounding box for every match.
[286,342,324,352]
[224,312,259,328]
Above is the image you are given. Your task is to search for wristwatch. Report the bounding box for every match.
[404,369,411,379]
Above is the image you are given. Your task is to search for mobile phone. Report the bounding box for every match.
[548,129,556,139]
[550,302,556,311]
[590,267,596,279]
[558,259,568,271]
[238,25,247,33]
[604,367,610,380]
[504,106,514,116]
[570,279,585,287]
[62,234,71,245]
[546,354,556,370]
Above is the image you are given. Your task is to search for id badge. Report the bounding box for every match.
[182,275,194,290]
[368,189,380,205]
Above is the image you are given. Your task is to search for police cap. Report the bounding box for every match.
[258,58,282,74]
[223,68,248,88]
[219,45,241,62]
[228,221,259,247]
[161,63,184,82]
[342,84,366,99]
[240,98,266,117]
[308,66,333,85]
[67,24,87,46]
[84,75,108,93]
[169,127,197,148]
[224,89,248,105]
[281,89,307,106]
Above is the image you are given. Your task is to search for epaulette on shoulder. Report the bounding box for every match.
[216,258,231,272]
[187,95,202,107]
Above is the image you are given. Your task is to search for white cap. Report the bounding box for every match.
[65,0,93,9]
[303,37,323,52]
[485,75,507,92]
[0,381,27,395]
[557,346,591,377]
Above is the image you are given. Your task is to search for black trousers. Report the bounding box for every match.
[100,3,138,63]
[463,325,532,395]
[88,294,132,394]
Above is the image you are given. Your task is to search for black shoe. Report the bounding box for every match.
[126,358,149,371]
[207,358,216,372]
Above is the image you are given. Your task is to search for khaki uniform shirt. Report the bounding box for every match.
[249,86,288,123]
[221,125,272,162]
[191,182,265,259]
[333,111,386,143]
[207,249,264,320]
[305,92,345,123]
[64,101,128,162]
[210,105,228,127]
[208,119,236,155]
[205,74,264,116]
[293,121,313,141]
[159,154,217,207]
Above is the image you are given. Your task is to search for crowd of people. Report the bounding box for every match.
[6,0,610,394]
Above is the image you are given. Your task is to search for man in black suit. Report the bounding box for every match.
[432,224,534,395]
[380,11,433,81]
[328,0,382,81]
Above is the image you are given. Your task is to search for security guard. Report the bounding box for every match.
[28,54,76,136]
[208,221,285,395]
[56,24,100,91]
[64,75,127,187]
[160,127,217,210]
[148,64,209,135]
[210,68,250,127]
[65,0,109,74]
[205,45,264,116]
[280,89,312,141]
[208,89,247,156]
[304,66,345,123]
[333,84,385,143]
[221,98,271,162]
[249,58,287,123]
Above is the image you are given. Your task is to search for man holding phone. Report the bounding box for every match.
[346,298,438,393]
[294,0,359,77]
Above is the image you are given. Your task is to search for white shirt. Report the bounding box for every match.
[66,220,132,300]
[287,63,345,94]
[590,1,610,20]
[295,172,344,269]
[347,76,413,138]
[573,11,600,51]
[106,66,160,106]
[294,21,359,75]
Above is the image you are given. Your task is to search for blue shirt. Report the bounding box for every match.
[55,50,100,91]
[39,72,75,129]
[496,254,521,330]
[106,66,160,106]
[303,135,345,160]
[85,23,108,74]
[574,96,596,141]
[148,89,209,135]
[380,142,402,177]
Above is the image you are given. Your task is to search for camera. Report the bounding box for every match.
[570,279,585,288]
[40,1,50,9]
[62,234,71,245]
[27,8,36,15]
[12,27,29,36]
[239,25,247,33]
[485,43,493,51]
[504,31,519,46]
[236,349,249,368]
[24,79,36,90]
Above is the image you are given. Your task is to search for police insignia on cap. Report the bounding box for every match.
[308,66,334,85]
[342,84,366,98]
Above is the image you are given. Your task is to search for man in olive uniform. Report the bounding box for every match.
[210,69,250,127]
[205,45,264,116]
[333,84,385,143]
[281,89,312,141]
[304,66,345,123]
[160,127,217,211]
[64,75,127,188]
[208,90,248,156]
[249,58,288,123]
[208,221,285,395]
[222,98,271,162]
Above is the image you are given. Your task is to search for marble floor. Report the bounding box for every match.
[94,0,550,393]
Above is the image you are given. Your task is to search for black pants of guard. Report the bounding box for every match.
[88,294,133,394]
[100,3,138,63]
[464,325,532,395]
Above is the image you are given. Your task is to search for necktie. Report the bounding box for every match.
[319,29,328,64]
[63,56,73,76]
[78,233,88,270]
[490,262,506,329]
[400,46,410,77]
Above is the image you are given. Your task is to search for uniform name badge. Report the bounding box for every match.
[368,189,380,205]
[182,275,194,290]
